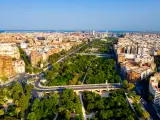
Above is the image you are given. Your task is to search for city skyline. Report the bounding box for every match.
[0,0,160,31]
[1,0,160,119]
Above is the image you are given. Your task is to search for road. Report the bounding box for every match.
[0,43,88,87]
[33,82,122,92]
[0,73,33,87]
[136,84,159,120]
[43,43,87,71]
[57,44,87,63]
[76,53,114,58]
[113,48,159,120]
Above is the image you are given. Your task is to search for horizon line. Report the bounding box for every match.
[1,29,160,32]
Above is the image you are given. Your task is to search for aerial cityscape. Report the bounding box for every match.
[0,0,160,120]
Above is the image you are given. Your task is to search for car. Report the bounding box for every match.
[141,98,147,105]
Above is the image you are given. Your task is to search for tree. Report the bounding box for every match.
[7,105,16,117]
[19,95,30,118]
[100,110,113,119]
[19,47,30,66]
[26,67,33,74]
[122,80,129,89]
[95,99,104,110]
[65,110,71,120]
[15,107,21,118]
[15,100,19,106]
[0,88,7,105]
[68,73,79,85]
[25,84,34,93]
[0,110,4,116]
[31,99,40,112]
[52,63,60,72]
[28,94,59,120]
[127,83,135,91]
[48,53,60,64]
[133,95,140,103]
[126,115,135,120]
[61,89,74,102]
[11,82,23,100]
[147,93,153,101]
[33,67,42,74]
[60,49,66,55]
[27,112,37,120]
[142,111,150,119]
[0,75,8,83]
[58,107,65,113]
[87,103,95,111]
[133,103,143,117]
[83,90,135,120]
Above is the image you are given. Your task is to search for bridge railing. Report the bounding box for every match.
[38,83,121,89]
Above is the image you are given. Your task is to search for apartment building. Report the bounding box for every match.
[12,59,25,74]
[30,51,43,67]
[0,43,20,59]
[115,33,159,82]
[0,56,15,77]
[149,73,160,106]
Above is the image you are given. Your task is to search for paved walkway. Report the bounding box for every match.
[53,113,58,120]
[79,92,86,120]
[82,67,90,85]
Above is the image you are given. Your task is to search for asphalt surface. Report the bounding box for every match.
[33,84,122,92]
[1,43,88,88]
[136,84,160,120]
[57,43,87,63]
[76,53,114,58]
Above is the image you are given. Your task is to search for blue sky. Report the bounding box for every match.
[0,0,160,31]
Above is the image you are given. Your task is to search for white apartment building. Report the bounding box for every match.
[134,55,154,65]
[0,43,20,59]
[149,73,160,106]
[12,59,25,74]
[20,43,28,49]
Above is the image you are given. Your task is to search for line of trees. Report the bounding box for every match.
[122,80,150,119]
[48,43,86,64]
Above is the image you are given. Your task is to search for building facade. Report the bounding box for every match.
[12,59,25,74]
[0,56,15,77]
[0,43,20,59]
[149,73,160,106]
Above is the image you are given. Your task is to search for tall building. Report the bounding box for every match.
[0,56,15,77]
[93,30,95,36]
[30,51,43,67]
[149,73,160,106]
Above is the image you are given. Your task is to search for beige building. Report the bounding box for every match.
[0,55,15,77]
[30,51,43,67]
[12,59,25,74]
[0,43,20,59]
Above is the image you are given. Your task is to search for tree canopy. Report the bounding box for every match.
[82,90,135,120]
